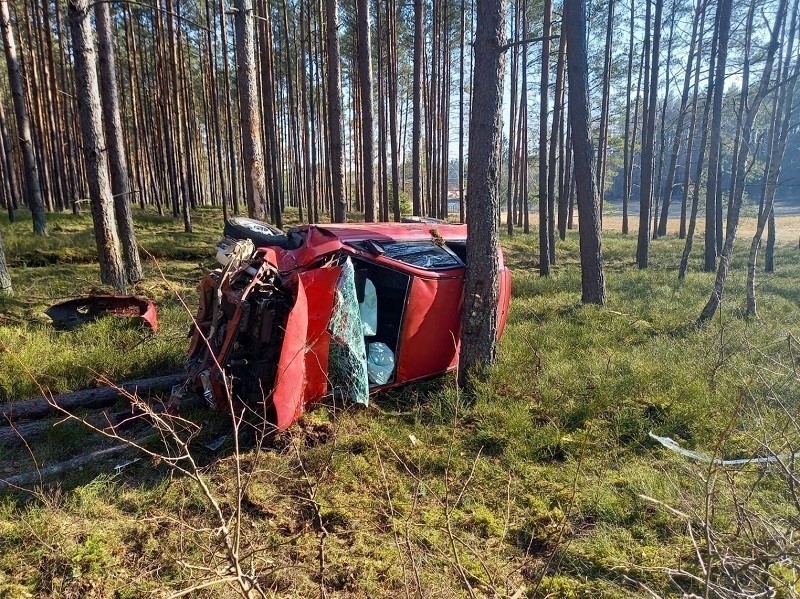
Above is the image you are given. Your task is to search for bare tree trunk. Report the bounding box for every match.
[595,0,614,205]
[234,0,267,221]
[565,0,605,305]
[220,0,240,216]
[389,0,401,221]
[676,0,706,240]
[325,0,346,222]
[621,0,635,236]
[703,0,732,272]
[698,0,786,324]
[0,100,19,218]
[0,0,46,235]
[68,0,126,293]
[96,1,142,284]
[459,0,505,388]
[357,0,376,222]
[636,0,662,268]
[411,0,423,217]
[746,42,799,316]
[548,28,566,242]
[505,4,518,236]
[0,225,10,295]
[539,0,552,273]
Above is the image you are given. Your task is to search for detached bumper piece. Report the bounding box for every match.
[45,295,158,332]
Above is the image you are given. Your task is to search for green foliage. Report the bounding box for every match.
[0,208,799,596]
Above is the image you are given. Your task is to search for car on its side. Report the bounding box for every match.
[185,217,511,429]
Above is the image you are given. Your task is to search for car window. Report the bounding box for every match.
[380,241,463,270]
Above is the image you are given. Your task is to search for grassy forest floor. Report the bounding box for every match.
[1,208,799,598]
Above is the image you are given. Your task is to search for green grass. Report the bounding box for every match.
[1,208,799,597]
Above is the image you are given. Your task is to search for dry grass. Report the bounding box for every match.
[602,214,800,244]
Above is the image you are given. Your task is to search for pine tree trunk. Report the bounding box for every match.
[703,0,732,272]
[325,0,346,222]
[459,0,505,388]
[0,225,10,295]
[0,0,46,235]
[96,1,142,284]
[595,0,614,206]
[538,0,552,273]
[356,0,376,222]
[636,0,662,268]
[411,0,423,217]
[698,0,786,324]
[68,0,126,293]
[0,100,19,217]
[234,0,267,221]
[565,0,605,304]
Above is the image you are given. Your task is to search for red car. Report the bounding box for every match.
[186,218,511,429]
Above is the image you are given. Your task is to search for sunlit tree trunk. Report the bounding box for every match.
[326,0,346,222]
[0,0,46,235]
[0,226,10,295]
[460,0,505,388]
[703,0,732,272]
[68,0,126,293]
[96,0,142,283]
[698,0,786,324]
[234,0,267,221]
[565,0,605,304]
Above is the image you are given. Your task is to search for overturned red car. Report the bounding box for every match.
[185,218,511,429]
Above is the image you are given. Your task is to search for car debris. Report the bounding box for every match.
[45,294,158,332]
[184,218,512,430]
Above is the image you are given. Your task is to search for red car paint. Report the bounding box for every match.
[187,223,511,429]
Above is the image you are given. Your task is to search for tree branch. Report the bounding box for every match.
[500,34,559,52]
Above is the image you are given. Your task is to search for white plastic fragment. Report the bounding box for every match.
[649,431,795,466]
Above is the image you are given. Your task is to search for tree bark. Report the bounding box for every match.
[636,0,662,268]
[356,0,376,222]
[234,0,267,221]
[411,0,423,217]
[0,0,46,235]
[325,0,346,222]
[0,99,19,218]
[96,1,143,284]
[68,0,126,293]
[0,225,10,295]
[538,0,552,274]
[565,0,605,304]
[698,0,786,324]
[703,0,732,272]
[459,0,505,387]
[595,0,614,204]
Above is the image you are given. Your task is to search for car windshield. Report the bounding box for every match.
[375,241,463,270]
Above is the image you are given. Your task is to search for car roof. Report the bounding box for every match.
[307,222,467,243]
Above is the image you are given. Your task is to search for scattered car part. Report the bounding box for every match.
[45,294,158,332]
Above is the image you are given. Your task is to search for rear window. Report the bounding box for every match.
[352,240,464,270]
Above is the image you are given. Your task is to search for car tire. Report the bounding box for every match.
[224,217,291,248]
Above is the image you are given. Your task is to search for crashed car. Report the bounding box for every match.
[185,217,512,429]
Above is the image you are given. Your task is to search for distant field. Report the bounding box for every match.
[603,214,800,244]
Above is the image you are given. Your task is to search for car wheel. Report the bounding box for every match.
[224,217,291,248]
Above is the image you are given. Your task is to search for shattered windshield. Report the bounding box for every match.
[355,241,464,270]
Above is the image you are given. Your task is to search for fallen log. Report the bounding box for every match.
[0,373,187,423]
[0,393,206,447]
[0,436,149,489]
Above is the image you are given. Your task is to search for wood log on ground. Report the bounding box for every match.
[0,436,149,489]
[0,373,186,423]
